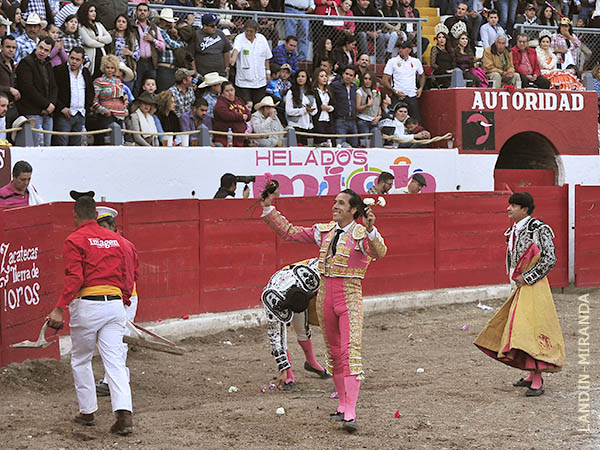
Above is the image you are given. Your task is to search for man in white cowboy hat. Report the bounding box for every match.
[251,95,284,147]
[156,8,186,92]
[0,15,12,38]
[199,71,227,128]
[117,61,135,103]
[14,13,46,64]
[193,13,232,78]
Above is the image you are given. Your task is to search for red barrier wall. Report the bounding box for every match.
[575,185,600,287]
[0,188,571,366]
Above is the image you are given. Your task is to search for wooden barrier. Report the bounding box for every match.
[575,185,600,287]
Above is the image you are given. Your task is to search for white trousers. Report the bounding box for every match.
[70,298,132,414]
[102,296,138,384]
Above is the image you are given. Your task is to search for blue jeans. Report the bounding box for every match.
[284,7,309,61]
[334,119,358,147]
[27,114,53,147]
[357,118,376,147]
[54,112,85,146]
[497,0,518,34]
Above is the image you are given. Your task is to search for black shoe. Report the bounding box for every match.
[283,381,296,391]
[329,411,344,422]
[513,377,532,387]
[342,419,359,432]
[525,379,545,397]
[96,381,110,396]
[304,362,331,378]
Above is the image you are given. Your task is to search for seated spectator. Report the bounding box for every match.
[250,0,280,45]
[53,46,93,146]
[453,32,487,87]
[266,63,292,100]
[367,171,395,195]
[536,30,584,90]
[16,37,57,147]
[0,160,43,206]
[271,35,299,74]
[352,0,385,64]
[513,3,538,42]
[379,0,403,61]
[551,17,581,68]
[91,54,127,145]
[398,0,429,57]
[331,31,357,75]
[216,0,236,31]
[480,9,504,50]
[108,14,139,89]
[380,92,393,120]
[355,53,371,80]
[251,95,284,147]
[482,34,521,88]
[285,69,317,145]
[378,102,413,148]
[391,172,426,194]
[231,0,252,34]
[512,33,551,89]
[356,69,381,139]
[168,68,196,118]
[313,36,334,68]
[55,0,84,28]
[181,97,209,145]
[213,81,250,147]
[15,13,44,65]
[444,1,482,48]
[538,4,559,27]
[45,23,68,67]
[330,65,358,147]
[382,40,424,122]
[129,91,161,146]
[430,24,453,88]
[78,2,112,78]
[156,89,182,144]
[311,67,334,146]
[333,0,355,40]
[199,71,228,129]
[404,117,430,139]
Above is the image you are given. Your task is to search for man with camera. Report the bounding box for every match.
[213,173,252,199]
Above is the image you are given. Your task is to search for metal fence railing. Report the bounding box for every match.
[514,24,600,72]
[127,3,428,62]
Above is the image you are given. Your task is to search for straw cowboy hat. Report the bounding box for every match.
[159,8,176,23]
[198,71,228,88]
[11,116,36,141]
[255,96,279,110]
[119,61,134,82]
[0,16,13,27]
[24,13,47,28]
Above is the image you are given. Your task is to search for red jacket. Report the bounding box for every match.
[213,95,250,147]
[122,236,140,291]
[314,0,341,17]
[56,220,132,309]
[511,46,542,77]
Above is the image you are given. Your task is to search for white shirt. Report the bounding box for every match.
[233,33,272,88]
[316,87,333,122]
[69,68,86,117]
[383,55,423,98]
[0,116,5,140]
[508,215,531,252]
[285,89,317,130]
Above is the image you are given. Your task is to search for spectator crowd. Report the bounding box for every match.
[0,0,597,147]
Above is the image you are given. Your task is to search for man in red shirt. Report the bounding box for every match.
[47,196,134,436]
[94,206,140,397]
[512,34,550,89]
[0,160,43,206]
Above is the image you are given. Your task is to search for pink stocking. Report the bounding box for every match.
[332,373,346,413]
[343,375,361,421]
[285,350,295,383]
[524,370,534,382]
[530,371,542,389]
[297,339,325,371]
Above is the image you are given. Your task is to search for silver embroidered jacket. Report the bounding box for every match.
[504,217,556,285]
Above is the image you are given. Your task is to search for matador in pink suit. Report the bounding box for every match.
[261,188,387,433]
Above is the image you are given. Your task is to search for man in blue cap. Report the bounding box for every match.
[193,13,232,78]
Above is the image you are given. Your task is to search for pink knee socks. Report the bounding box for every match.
[332,373,346,414]
[297,339,325,372]
[343,375,361,421]
[285,350,295,384]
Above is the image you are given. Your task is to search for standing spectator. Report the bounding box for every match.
[155,89,182,142]
[356,69,381,140]
[129,91,160,146]
[0,35,20,126]
[538,5,559,26]
[352,0,385,64]
[60,14,86,56]
[285,69,317,145]
[0,160,43,206]
[14,13,44,64]
[283,0,314,62]
[379,0,405,60]
[453,32,486,86]
[46,23,68,67]
[430,26,454,88]
[482,33,521,88]
[133,2,165,96]
[53,46,93,145]
[54,0,84,28]
[496,0,519,34]
[7,6,25,38]
[313,36,334,68]
[444,2,481,47]
[398,0,429,56]
[0,15,11,39]
[91,54,127,144]
[20,0,53,22]
[513,3,538,41]
[168,68,196,118]
[311,67,334,145]
[156,8,186,92]
[180,97,209,145]
[108,14,139,87]
[212,80,250,146]
[536,30,584,90]
[271,35,299,74]
[512,33,550,89]
[382,40,424,123]
[231,20,272,107]
[193,14,231,78]
[198,71,227,128]
[0,92,9,140]
[480,9,504,49]
[331,31,357,74]
[251,95,285,147]
[330,65,358,147]
[78,2,111,78]
[551,17,581,68]
[16,37,57,147]
[93,0,128,32]
[355,53,370,79]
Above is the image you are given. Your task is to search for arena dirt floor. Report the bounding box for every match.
[1,289,598,450]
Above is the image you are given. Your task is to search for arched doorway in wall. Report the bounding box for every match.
[494,132,562,191]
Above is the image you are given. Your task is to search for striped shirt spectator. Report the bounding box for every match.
[158,27,185,66]
[55,1,81,28]
[168,68,196,118]
[92,74,128,120]
[15,33,38,64]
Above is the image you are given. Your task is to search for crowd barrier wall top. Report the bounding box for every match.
[574,185,600,287]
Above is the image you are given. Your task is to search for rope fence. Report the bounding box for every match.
[382,132,453,145]
[31,128,112,136]
[294,131,374,138]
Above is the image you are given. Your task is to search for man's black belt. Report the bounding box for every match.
[285,4,308,11]
[82,295,122,301]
